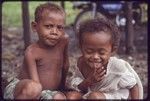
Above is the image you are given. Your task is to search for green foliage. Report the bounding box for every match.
[65,2,80,25]
[2,1,79,28]
[2,2,22,28]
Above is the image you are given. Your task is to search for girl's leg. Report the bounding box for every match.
[53,91,66,100]
[66,91,83,100]
[87,91,106,99]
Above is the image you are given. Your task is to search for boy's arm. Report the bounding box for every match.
[60,37,69,90]
[129,83,139,99]
[24,48,40,83]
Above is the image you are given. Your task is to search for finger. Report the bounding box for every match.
[94,72,105,82]
[94,74,100,82]
[96,67,105,73]
[94,67,98,75]
[97,75,105,81]
[94,70,104,80]
[97,69,106,77]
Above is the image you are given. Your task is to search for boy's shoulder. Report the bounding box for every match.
[24,43,38,56]
[58,34,69,47]
[62,34,69,42]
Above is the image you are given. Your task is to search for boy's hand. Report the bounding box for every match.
[87,63,106,84]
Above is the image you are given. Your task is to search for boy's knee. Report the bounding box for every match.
[20,80,42,98]
[87,91,105,99]
[66,91,82,99]
[53,92,66,100]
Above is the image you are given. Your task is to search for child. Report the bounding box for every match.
[4,3,70,100]
[68,18,143,99]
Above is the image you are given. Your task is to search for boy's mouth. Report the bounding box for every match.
[47,37,58,42]
[50,38,58,42]
[44,38,59,46]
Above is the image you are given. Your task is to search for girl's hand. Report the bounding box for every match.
[87,63,106,84]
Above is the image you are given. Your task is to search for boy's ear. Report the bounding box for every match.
[31,21,37,32]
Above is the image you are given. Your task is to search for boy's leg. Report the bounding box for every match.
[66,91,83,100]
[14,79,42,99]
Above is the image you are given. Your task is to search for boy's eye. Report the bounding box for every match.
[45,24,54,28]
[57,25,64,30]
[44,24,64,30]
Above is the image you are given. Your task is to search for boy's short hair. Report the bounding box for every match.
[35,3,66,22]
[78,18,121,52]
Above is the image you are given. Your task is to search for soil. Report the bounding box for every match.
[2,24,148,98]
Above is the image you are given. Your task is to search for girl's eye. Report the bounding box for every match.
[86,49,93,54]
[99,51,106,55]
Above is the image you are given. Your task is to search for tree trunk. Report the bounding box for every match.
[22,1,31,49]
[125,2,136,54]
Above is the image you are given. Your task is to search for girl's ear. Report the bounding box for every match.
[111,48,117,56]
[31,21,37,32]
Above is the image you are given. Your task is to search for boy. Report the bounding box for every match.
[4,3,69,99]
[68,18,143,99]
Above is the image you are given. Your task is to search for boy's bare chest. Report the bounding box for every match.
[36,49,63,70]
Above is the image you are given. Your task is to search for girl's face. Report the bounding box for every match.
[32,10,65,47]
[81,31,113,69]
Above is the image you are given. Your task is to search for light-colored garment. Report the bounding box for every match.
[68,56,143,99]
[3,78,59,99]
[3,78,20,99]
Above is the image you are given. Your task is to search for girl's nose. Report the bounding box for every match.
[93,53,100,61]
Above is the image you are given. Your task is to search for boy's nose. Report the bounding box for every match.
[51,27,58,35]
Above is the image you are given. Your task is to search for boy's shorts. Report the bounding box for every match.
[83,89,129,99]
[3,78,59,99]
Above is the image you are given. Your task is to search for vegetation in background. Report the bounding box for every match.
[2,1,79,28]
[2,1,147,28]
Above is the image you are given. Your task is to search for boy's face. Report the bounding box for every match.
[32,10,65,47]
[81,31,113,69]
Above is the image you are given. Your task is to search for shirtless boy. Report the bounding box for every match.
[4,3,69,99]
[68,18,143,99]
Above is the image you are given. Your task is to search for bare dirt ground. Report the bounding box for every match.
[2,24,148,98]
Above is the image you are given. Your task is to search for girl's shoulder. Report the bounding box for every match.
[108,57,130,74]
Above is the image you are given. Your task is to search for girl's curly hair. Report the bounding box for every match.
[78,18,121,52]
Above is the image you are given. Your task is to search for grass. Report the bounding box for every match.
[2,1,79,28]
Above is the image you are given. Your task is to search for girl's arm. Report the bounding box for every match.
[130,84,139,99]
